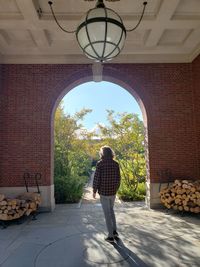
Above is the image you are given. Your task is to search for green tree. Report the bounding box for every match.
[54,103,92,203]
[97,110,146,200]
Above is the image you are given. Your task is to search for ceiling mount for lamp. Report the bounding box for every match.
[48,0,147,62]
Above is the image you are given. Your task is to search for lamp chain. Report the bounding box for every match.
[126,1,147,32]
[48,1,76,34]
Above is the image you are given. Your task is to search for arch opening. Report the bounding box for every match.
[51,79,150,209]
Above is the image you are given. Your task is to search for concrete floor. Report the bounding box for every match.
[0,185,200,267]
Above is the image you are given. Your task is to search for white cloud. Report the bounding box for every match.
[89,123,105,135]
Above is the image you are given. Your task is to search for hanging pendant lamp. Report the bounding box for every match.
[48,0,147,62]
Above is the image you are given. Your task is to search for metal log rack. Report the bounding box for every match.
[0,172,41,229]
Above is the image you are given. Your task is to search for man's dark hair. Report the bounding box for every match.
[99,146,115,160]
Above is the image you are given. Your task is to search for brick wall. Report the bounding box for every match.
[0,65,92,187]
[193,55,200,180]
[0,64,3,184]
[0,58,199,188]
[103,63,198,183]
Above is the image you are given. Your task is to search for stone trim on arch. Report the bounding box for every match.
[50,67,150,210]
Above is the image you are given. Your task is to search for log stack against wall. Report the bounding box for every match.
[159,180,200,213]
[0,193,41,221]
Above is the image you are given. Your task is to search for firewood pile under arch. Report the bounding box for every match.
[159,180,200,213]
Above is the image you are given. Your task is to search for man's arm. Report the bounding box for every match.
[116,164,121,190]
[93,162,101,198]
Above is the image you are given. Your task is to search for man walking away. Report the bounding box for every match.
[93,146,121,243]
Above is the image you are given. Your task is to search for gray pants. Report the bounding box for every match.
[100,195,117,237]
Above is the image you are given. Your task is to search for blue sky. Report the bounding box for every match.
[62,81,142,130]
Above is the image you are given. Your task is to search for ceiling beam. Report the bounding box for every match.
[146,0,180,46]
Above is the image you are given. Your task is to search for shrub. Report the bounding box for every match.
[118,181,146,201]
[54,175,88,203]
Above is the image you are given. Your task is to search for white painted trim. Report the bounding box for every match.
[190,46,200,62]
[0,53,197,64]
[92,63,103,82]
[149,182,171,209]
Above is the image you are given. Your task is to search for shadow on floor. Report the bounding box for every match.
[113,238,150,267]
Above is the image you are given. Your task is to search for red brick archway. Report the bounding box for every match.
[0,58,200,210]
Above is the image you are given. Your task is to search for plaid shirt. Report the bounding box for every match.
[93,159,121,196]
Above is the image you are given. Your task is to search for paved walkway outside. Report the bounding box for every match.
[0,175,200,267]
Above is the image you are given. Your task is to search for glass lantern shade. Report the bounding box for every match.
[76,6,126,62]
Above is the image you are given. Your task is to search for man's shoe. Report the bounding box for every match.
[113,230,119,238]
[105,237,115,243]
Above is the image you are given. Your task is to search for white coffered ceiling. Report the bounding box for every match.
[0,0,200,64]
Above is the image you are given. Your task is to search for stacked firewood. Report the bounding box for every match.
[159,180,200,213]
[0,192,41,221]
